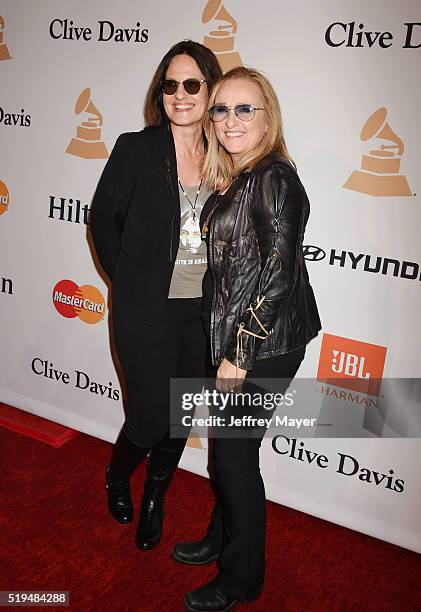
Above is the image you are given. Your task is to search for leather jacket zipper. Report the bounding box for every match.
[208,207,217,364]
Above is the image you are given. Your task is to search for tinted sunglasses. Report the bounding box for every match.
[209,104,266,122]
[161,79,207,96]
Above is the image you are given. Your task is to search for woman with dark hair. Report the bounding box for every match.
[173,67,321,611]
[90,40,222,550]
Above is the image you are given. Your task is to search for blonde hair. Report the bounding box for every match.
[202,67,295,191]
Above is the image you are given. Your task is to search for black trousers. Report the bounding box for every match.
[206,347,305,600]
[112,298,206,447]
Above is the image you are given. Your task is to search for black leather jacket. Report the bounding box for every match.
[202,154,321,370]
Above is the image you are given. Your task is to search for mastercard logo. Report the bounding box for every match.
[52,279,105,324]
[0,180,9,215]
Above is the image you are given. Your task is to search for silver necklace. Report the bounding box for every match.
[178,177,203,224]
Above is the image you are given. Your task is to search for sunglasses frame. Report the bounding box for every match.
[160,78,207,96]
[208,104,266,122]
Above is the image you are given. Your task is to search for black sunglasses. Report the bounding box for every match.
[160,79,207,96]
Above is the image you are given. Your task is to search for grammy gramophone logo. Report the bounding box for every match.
[187,435,203,450]
[0,15,12,61]
[0,180,9,215]
[66,88,109,159]
[344,107,412,197]
[202,0,243,73]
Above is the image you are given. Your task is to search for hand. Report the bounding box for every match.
[216,358,247,392]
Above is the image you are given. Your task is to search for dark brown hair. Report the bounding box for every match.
[144,40,222,127]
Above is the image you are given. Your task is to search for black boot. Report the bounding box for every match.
[106,429,149,524]
[173,539,220,565]
[184,578,262,612]
[135,431,186,550]
[173,497,223,564]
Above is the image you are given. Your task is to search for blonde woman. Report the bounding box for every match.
[173,67,321,611]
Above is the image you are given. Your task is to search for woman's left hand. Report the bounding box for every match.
[216,358,247,392]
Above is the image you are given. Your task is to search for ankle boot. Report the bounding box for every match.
[173,538,220,565]
[106,429,149,524]
[173,497,223,564]
[135,432,186,549]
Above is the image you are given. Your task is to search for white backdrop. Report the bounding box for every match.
[1,1,420,553]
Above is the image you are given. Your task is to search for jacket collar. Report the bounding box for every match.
[152,121,179,211]
[158,121,180,210]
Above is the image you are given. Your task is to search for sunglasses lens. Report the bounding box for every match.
[236,105,255,121]
[162,80,177,95]
[184,79,201,94]
[209,105,228,122]
[162,79,203,95]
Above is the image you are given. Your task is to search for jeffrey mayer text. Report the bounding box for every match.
[182,415,317,429]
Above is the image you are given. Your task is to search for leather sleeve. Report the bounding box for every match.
[224,163,305,370]
[90,133,137,280]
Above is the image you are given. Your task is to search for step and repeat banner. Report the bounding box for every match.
[1,1,420,553]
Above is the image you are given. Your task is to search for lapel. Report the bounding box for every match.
[151,122,180,263]
[156,122,180,217]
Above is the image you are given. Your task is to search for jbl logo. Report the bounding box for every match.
[317,334,387,396]
[331,351,370,379]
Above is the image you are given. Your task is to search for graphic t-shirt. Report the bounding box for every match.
[168,182,212,298]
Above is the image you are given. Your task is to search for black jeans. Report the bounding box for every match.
[112,298,206,447]
[206,347,306,600]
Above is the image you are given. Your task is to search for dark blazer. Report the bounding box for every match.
[90,123,181,325]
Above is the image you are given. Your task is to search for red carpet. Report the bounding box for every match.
[1,426,420,611]
[0,404,79,447]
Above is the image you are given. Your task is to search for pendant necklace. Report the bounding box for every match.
[178,177,203,224]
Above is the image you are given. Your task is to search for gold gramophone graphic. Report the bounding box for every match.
[202,0,243,73]
[344,107,411,197]
[0,16,12,61]
[66,88,109,159]
[187,435,204,449]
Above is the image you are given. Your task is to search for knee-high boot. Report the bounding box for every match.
[106,428,150,524]
[135,430,187,550]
